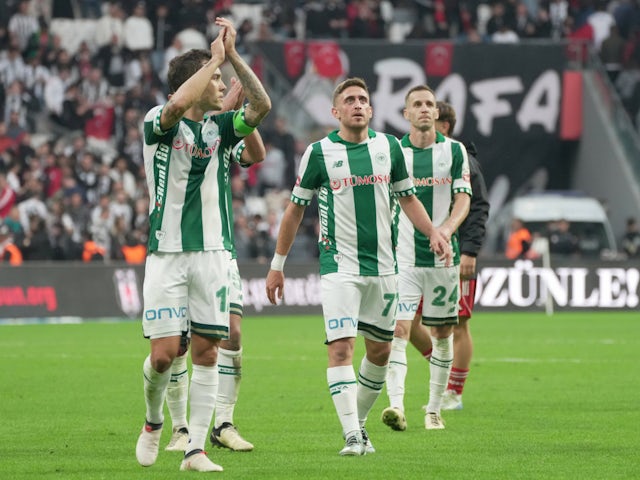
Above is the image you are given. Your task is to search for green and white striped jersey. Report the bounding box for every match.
[291,129,416,276]
[143,105,243,253]
[396,131,472,268]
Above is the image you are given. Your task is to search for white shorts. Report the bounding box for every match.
[142,250,231,339]
[397,265,459,326]
[229,258,244,317]
[321,272,398,343]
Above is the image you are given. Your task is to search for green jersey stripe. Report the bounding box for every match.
[347,142,378,276]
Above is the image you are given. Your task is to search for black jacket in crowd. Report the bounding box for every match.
[458,142,490,258]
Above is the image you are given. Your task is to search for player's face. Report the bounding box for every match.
[202,68,226,111]
[331,86,372,130]
[404,89,438,132]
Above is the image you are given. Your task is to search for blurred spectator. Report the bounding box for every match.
[95,162,114,198]
[0,171,17,218]
[50,81,92,131]
[123,2,154,53]
[534,8,553,39]
[66,189,91,243]
[548,219,578,255]
[110,155,136,199]
[49,219,78,259]
[615,57,640,125]
[110,188,133,227]
[6,108,28,142]
[75,152,99,204]
[8,1,39,54]
[264,116,297,189]
[90,194,113,252]
[4,80,31,130]
[95,2,125,49]
[0,222,23,265]
[600,24,626,83]
[548,0,569,39]
[109,213,128,261]
[43,151,63,198]
[305,0,349,39]
[257,139,287,195]
[588,1,616,51]
[80,67,110,105]
[74,41,93,79]
[505,218,533,259]
[43,66,72,119]
[621,217,640,258]
[25,16,55,63]
[578,226,602,257]
[131,196,149,240]
[81,229,106,262]
[0,121,18,155]
[0,46,26,88]
[94,34,129,88]
[514,2,537,39]
[347,0,386,38]
[247,213,273,262]
[3,205,25,241]
[17,177,47,231]
[20,214,52,260]
[121,229,146,264]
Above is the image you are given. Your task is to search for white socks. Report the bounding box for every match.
[215,347,242,427]
[357,356,388,425]
[166,352,189,430]
[143,355,171,425]
[186,364,218,453]
[386,337,408,411]
[327,365,359,437]
[426,334,454,413]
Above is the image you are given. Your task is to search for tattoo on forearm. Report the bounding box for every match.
[229,56,270,124]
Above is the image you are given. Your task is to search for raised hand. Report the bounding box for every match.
[221,77,245,112]
[215,17,238,54]
[210,28,226,64]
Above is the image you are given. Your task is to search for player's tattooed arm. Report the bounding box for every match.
[216,16,271,126]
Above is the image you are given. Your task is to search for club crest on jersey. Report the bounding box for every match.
[155,230,166,240]
[333,253,343,263]
[374,152,387,164]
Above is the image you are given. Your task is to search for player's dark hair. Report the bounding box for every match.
[167,49,211,94]
[332,77,369,106]
[436,101,456,134]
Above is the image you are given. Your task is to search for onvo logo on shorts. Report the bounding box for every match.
[327,317,357,329]
[144,306,188,320]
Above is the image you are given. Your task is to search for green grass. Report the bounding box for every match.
[1,312,639,479]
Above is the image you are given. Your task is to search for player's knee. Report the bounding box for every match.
[150,352,174,373]
[327,339,353,364]
[393,320,411,339]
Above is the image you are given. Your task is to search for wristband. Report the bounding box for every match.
[270,253,287,271]
[233,106,256,136]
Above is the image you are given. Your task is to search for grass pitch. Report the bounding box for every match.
[1,312,638,479]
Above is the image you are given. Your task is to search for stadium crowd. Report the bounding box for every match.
[1,0,639,265]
